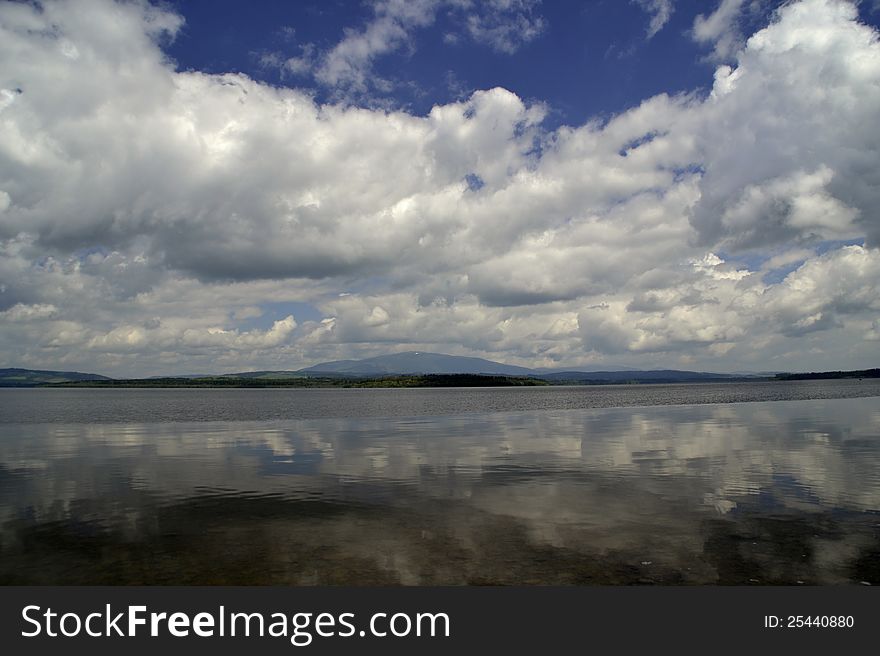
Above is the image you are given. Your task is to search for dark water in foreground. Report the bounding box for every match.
[1,381,879,584]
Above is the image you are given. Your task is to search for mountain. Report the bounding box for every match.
[0,368,112,387]
[298,351,535,376]
[0,356,760,387]
[296,352,744,382]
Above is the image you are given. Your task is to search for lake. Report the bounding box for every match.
[1,380,879,584]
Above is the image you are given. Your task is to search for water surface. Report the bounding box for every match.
[2,378,878,423]
[1,383,878,584]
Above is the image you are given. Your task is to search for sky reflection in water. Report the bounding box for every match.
[1,394,878,584]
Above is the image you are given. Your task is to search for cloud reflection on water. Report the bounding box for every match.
[1,396,878,584]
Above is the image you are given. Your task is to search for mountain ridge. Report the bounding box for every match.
[298,351,536,376]
[0,352,759,385]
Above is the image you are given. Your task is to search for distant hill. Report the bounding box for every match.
[295,352,746,382]
[18,356,873,388]
[298,351,535,376]
[0,368,112,387]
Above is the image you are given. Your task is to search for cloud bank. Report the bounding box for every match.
[0,0,878,375]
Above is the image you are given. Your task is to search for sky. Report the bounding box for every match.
[1,0,879,376]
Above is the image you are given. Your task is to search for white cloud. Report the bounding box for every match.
[460,0,546,53]
[692,0,751,61]
[87,315,296,353]
[760,248,814,272]
[266,0,547,98]
[764,245,880,336]
[0,303,58,322]
[691,0,880,251]
[0,0,878,375]
[314,0,439,94]
[714,167,860,249]
[633,0,675,39]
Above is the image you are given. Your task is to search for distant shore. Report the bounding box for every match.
[2,368,877,388]
[41,374,551,388]
[37,369,880,388]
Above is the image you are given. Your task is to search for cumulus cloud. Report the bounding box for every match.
[580,245,879,355]
[691,0,880,250]
[0,0,878,375]
[764,245,880,336]
[88,315,297,353]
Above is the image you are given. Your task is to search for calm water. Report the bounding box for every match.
[1,381,879,584]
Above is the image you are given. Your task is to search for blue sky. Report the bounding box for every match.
[1,0,879,375]
[166,1,737,122]
[162,1,879,124]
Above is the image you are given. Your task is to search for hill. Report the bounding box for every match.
[295,352,742,382]
[14,354,871,387]
[298,351,535,376]
[0,368,112,387]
